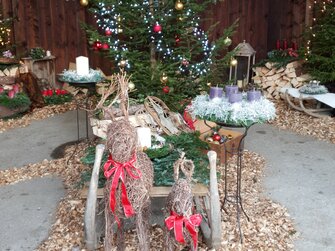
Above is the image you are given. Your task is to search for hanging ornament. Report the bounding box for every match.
[212,133,221,141]
[119,59,127,68]
[153,23,162,33]
[182,59,189,66]
[162,86,170,93]
[101,43,110,50]
[93,41,102,50]
[160,73,168,84]
[105,29,112,36]
[128,82,135,90]
[79,0,89,7]
[224,37,232,46]
[207,82,211,86]
[175,0,184,11]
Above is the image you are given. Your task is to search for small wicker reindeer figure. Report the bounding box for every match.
[103,72,154,251]
[164,152,202,251]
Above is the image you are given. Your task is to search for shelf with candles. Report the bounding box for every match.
[188,86,276,127]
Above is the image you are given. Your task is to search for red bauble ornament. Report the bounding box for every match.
[212,134,221,141]
[93,41,102,50]
[153,23,162,33]
[162,86,170,93]
[0,87,4,94]
[101,43,110,50]
[105,29,112,36]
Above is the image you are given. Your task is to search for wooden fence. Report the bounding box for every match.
[1,0,307,77]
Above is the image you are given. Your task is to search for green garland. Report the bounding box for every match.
[80,132,211,188]
[0,92,31,109]
[29,47,46,60]
[147,132,210,186]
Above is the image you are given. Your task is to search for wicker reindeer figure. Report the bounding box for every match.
[103,73,154,251]
[164,152,202,251]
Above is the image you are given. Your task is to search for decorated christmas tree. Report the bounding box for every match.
[83,0,236,110]
[303,1,335,84]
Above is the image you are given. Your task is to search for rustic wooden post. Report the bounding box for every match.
[84,144,105,250]
[207,150,222,249]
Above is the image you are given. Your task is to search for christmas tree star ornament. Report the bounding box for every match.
[79,0,89,7]
[175,0,184,11]
[224,37,232,46]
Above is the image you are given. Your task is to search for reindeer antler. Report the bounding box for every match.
[173,151,194,182]
[116,70,131,119]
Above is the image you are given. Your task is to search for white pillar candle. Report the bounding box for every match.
[137,127,151,149]
[76,56,89,76]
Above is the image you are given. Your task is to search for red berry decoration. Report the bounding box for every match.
[105,29,112,36]
[153,23,162,33]
[101,43,110,50]
[212,134,221,141]
[162,86,170,93]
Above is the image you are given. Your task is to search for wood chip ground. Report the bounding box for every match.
[1,100,333,250]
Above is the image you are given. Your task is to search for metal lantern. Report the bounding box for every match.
[229,40,256,89]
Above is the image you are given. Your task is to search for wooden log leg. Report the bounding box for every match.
[85,144,105,250]
[116,219,125,251]
[207,151,222,249]
[136,197,151,251]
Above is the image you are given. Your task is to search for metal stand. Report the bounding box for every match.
[65,82,96,163]
[219,123,255,243]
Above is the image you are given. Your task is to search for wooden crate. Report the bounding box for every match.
[195,120,243,165]
[22,56,56,88]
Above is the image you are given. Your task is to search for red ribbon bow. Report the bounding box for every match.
[103,153,141,226]
[165,211,202,249]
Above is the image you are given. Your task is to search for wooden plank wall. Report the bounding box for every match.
[0,0,307,77]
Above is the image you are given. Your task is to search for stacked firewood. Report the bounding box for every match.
[252,61,311,99]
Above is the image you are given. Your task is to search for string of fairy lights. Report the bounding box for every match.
[93,0,214,77]
[0,18,12,47]
[305,0,334,59]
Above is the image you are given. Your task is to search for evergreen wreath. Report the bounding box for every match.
[299,81,328,95]
[188,94,276,127]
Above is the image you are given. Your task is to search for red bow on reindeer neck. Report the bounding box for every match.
[165,211,202,249]
[103,153,141,226]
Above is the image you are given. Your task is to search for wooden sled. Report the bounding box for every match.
[281,87,335,118]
